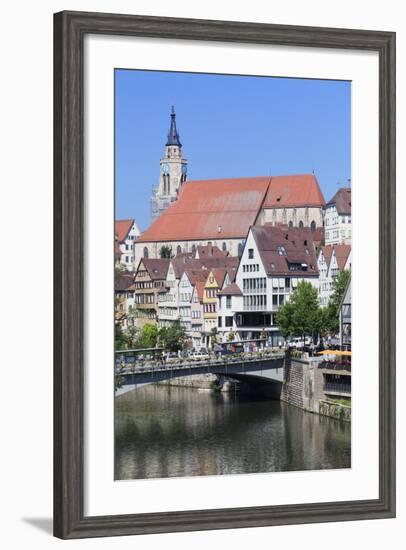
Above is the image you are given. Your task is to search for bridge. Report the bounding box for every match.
[115,353,285,395]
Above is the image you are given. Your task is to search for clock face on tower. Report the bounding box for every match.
[161,163,170,174]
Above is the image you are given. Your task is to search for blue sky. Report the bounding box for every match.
[115,70,351,230]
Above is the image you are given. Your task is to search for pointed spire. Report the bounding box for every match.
[166,106,182,147]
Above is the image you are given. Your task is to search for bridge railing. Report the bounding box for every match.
[117,352,285,375]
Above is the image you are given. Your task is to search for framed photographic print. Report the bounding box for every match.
[54,11,396,539]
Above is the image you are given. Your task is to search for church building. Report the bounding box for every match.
[136,108,326,268]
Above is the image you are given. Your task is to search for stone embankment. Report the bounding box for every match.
[281,355,351,422]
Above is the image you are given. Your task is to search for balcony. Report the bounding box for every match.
[323,381,351,397]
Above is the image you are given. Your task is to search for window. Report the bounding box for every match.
[238,242,244,257]
[222,242,227,252]
[277,246,286,256]
[226,296,231,309]
[177,245,182,255]
[225,316,233,327]
[272,295,278,306]
[299,221,304,228]
[143,247,149,258]
[248,248,254,259]
[218,317,222,327]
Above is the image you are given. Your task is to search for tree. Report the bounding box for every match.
[323,269,350,335]
[159,245,173,259]
[115,263,126,279]
[158,319,186,352]
[136,323,158,349]
[276,300,295,339]
[277,281,321,342]
[227,331,235,342]
[115,324,129,350]
[125,325,139,349]
[209,327,218,347]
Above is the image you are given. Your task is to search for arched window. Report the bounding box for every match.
[238,242,244,257]
[288,221,293,228]
[191,244,196,257]
[310,220,316,231]
[143,247,149,258]
[177,245,182,255]
[222,242,227,252]
[299,221,304,228]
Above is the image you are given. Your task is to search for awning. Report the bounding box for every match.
[317,350,352,356]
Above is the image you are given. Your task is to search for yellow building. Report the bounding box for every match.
[203,269,228,348]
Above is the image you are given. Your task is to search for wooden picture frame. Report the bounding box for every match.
[54,10,396,539]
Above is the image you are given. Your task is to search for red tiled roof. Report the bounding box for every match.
[172,255,239,279]
[138,177,271,242]
[320,245,334,267]
[312,226,325,244]
[218,283,242,296]
[263,174,325,208]
[210,268,228,288]
[195,281,205,301]
[334,244,351,271]
[184,269,210,284]
[196,245,228,259]
[139,258,170,280]
[327,187,351,215]
[115,273,135,291]
[251,226,319,276]
[115,219,135,243]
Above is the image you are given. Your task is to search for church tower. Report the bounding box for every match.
[150,107,188,222]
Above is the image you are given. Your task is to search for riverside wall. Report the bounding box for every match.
[281,356,351,422]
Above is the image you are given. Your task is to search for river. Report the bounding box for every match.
[115,384,351,480]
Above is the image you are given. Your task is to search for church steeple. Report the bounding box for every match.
[166,106,182,147]
[150,106,188,222]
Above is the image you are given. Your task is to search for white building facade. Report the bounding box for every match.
[232,226,319,345]
[157,261,179,327]
[115,219,141,271]
[324,187,351,246]
[318,245,351,306]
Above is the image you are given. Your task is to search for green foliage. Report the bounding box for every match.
[115,263,125,279]
[125,325,139,349]
[276,300,295,339]
[209,327,218,346]
[115,372,124,391]
[115,324,129,350]
[323,270,351,336]
[277,281,321,340]
[159,245,173,259]
[137,323,158,349]
[158,319,186,352]
[227,331,235,342]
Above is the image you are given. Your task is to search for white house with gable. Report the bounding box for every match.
[232,225,319,346]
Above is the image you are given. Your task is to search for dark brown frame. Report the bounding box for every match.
[54,10,396,539]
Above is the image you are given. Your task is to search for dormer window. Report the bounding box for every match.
[277,246,286,256]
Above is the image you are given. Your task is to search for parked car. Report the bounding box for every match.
[288,337,312,349]
[166,352,180,364]
[191,350,209,361]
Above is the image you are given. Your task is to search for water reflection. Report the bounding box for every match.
[115,384,351,480]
